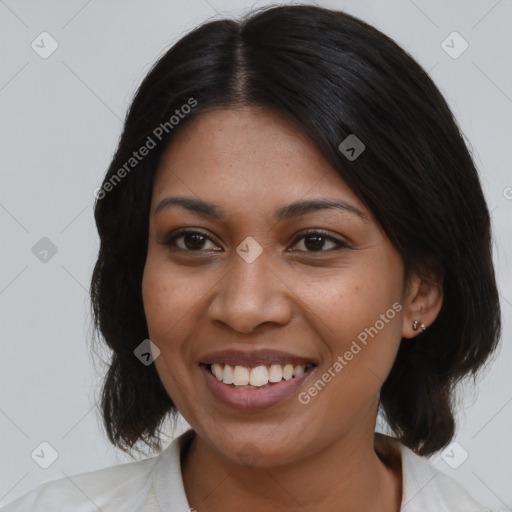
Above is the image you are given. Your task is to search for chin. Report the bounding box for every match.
[195,421,317,468]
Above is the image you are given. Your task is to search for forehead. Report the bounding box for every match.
[152,107,368,220]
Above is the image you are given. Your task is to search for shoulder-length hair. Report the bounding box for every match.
[90,4,501,457]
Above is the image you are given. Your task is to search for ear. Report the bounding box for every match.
[401,265,443,339]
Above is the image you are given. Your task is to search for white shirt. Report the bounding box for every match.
[1,429,501,511]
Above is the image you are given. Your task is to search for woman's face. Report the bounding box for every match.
[142,107,408,466]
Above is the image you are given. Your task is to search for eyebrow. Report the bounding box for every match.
[154,196,369,222]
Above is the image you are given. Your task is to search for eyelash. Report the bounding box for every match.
[161,228,351,254]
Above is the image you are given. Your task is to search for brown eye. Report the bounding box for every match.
[160,228,350,255]
[161,229,219,252]
[290,230,350,253]
[179,232,209,250]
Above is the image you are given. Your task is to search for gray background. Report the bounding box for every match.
[1,0,511,509]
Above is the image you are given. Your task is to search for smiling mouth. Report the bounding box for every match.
[201,362,317,389]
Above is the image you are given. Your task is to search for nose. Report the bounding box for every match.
[207,248,293,335]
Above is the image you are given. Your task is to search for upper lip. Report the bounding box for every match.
[199,349,318,367]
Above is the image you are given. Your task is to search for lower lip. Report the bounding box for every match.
[201,365,314,411]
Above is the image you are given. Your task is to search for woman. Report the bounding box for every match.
[3,4,503,511]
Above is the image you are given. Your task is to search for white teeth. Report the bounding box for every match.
[268,364,283,382]
[294,365,305,377]
[212,363,223,381]
[249,366,269,387]
[223,364,234,385]
[210,363,311,386]
[283,364,294,380]
[233,365,250,386]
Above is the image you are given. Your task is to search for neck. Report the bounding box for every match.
[181,425,402,511]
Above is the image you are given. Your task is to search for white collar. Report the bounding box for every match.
[152,429,489,511]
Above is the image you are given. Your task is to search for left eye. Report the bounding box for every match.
[161,229,350,253]
[290,230,350,253]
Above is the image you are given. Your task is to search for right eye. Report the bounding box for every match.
[161,229,221,252]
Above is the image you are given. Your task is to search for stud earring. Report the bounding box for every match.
[412,320,427,332]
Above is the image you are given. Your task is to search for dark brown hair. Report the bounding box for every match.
[90,4,501,457]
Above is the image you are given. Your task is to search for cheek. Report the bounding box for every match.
[141,256,219,385]
[141,261,171,337]
[299,288,402,427]
[301,258,404,394]
[142,260,199,408]
[301,267,402,345]
[142,257,203,340]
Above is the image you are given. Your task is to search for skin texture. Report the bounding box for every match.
[141,107,443,511]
